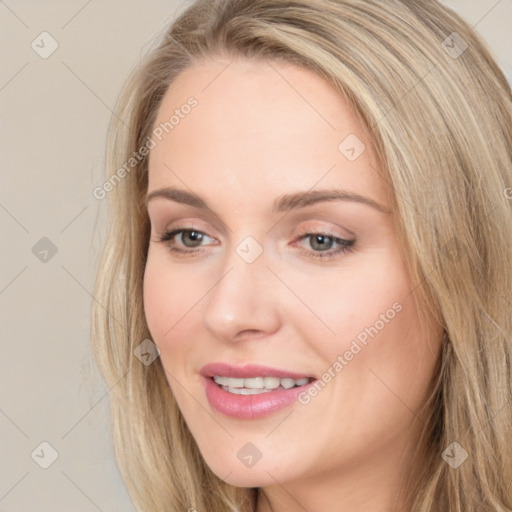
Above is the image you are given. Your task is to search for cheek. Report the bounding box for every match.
[315,274,438,427]
[296,250,438,403]
[142,253,198,362]
[143,258,170,342]
[143,255,205,417]
[292,251,415,357]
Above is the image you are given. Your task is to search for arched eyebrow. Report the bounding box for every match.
[145,187,390,214]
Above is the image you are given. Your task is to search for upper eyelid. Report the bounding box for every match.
[156,216,354,237]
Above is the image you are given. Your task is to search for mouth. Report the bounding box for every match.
[200,362,318,418]
[211,375,315,395]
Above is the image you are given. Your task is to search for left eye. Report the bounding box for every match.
[302,233,339,251]
[294,232,355,259]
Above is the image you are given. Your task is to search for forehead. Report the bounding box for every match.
[147,57,390,209]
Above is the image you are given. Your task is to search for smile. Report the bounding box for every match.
[213,375,312,394]
[201,363,318,418]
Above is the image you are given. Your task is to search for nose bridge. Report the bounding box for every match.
[202,235,280,341]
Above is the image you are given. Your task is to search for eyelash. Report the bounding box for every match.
[155,225,355,261]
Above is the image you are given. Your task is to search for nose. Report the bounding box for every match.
[202,243,281,343]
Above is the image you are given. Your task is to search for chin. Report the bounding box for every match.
[204,457,285,487]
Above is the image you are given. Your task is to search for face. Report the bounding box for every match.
[143,56,442,494]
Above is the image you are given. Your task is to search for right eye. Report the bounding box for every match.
[156,227,216,254]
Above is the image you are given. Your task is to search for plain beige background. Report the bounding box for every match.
[0,1,510,510]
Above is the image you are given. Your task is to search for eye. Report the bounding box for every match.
[154,226,355,261]
[156,227,214,253]
[293,231,355,261]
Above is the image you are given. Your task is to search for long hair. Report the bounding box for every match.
[90,1,512,510]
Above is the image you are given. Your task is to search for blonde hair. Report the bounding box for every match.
[91,1,512,510]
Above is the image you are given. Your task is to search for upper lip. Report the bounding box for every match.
[200,362,315,380]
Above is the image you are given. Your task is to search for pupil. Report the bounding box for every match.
[184,230,202,246]
[311,234,332,251]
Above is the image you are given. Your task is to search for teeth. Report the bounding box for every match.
[227,387,271,395]
[263,377,281,389]
[281,378,295,389]
[244,377,265,389]
[227,377,244,388]
[214,376,229,386]
[213,375,311,392]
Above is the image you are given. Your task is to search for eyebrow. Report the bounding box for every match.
[145,187,390,214]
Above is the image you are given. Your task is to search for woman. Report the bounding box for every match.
[91,0,512,510]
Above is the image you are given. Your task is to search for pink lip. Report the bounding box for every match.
[200,362,317,419]
[200,362,314,380]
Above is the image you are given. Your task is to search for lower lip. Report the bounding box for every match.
[203,376,316,419]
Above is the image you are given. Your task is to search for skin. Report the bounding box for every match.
[143,56,443,512]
